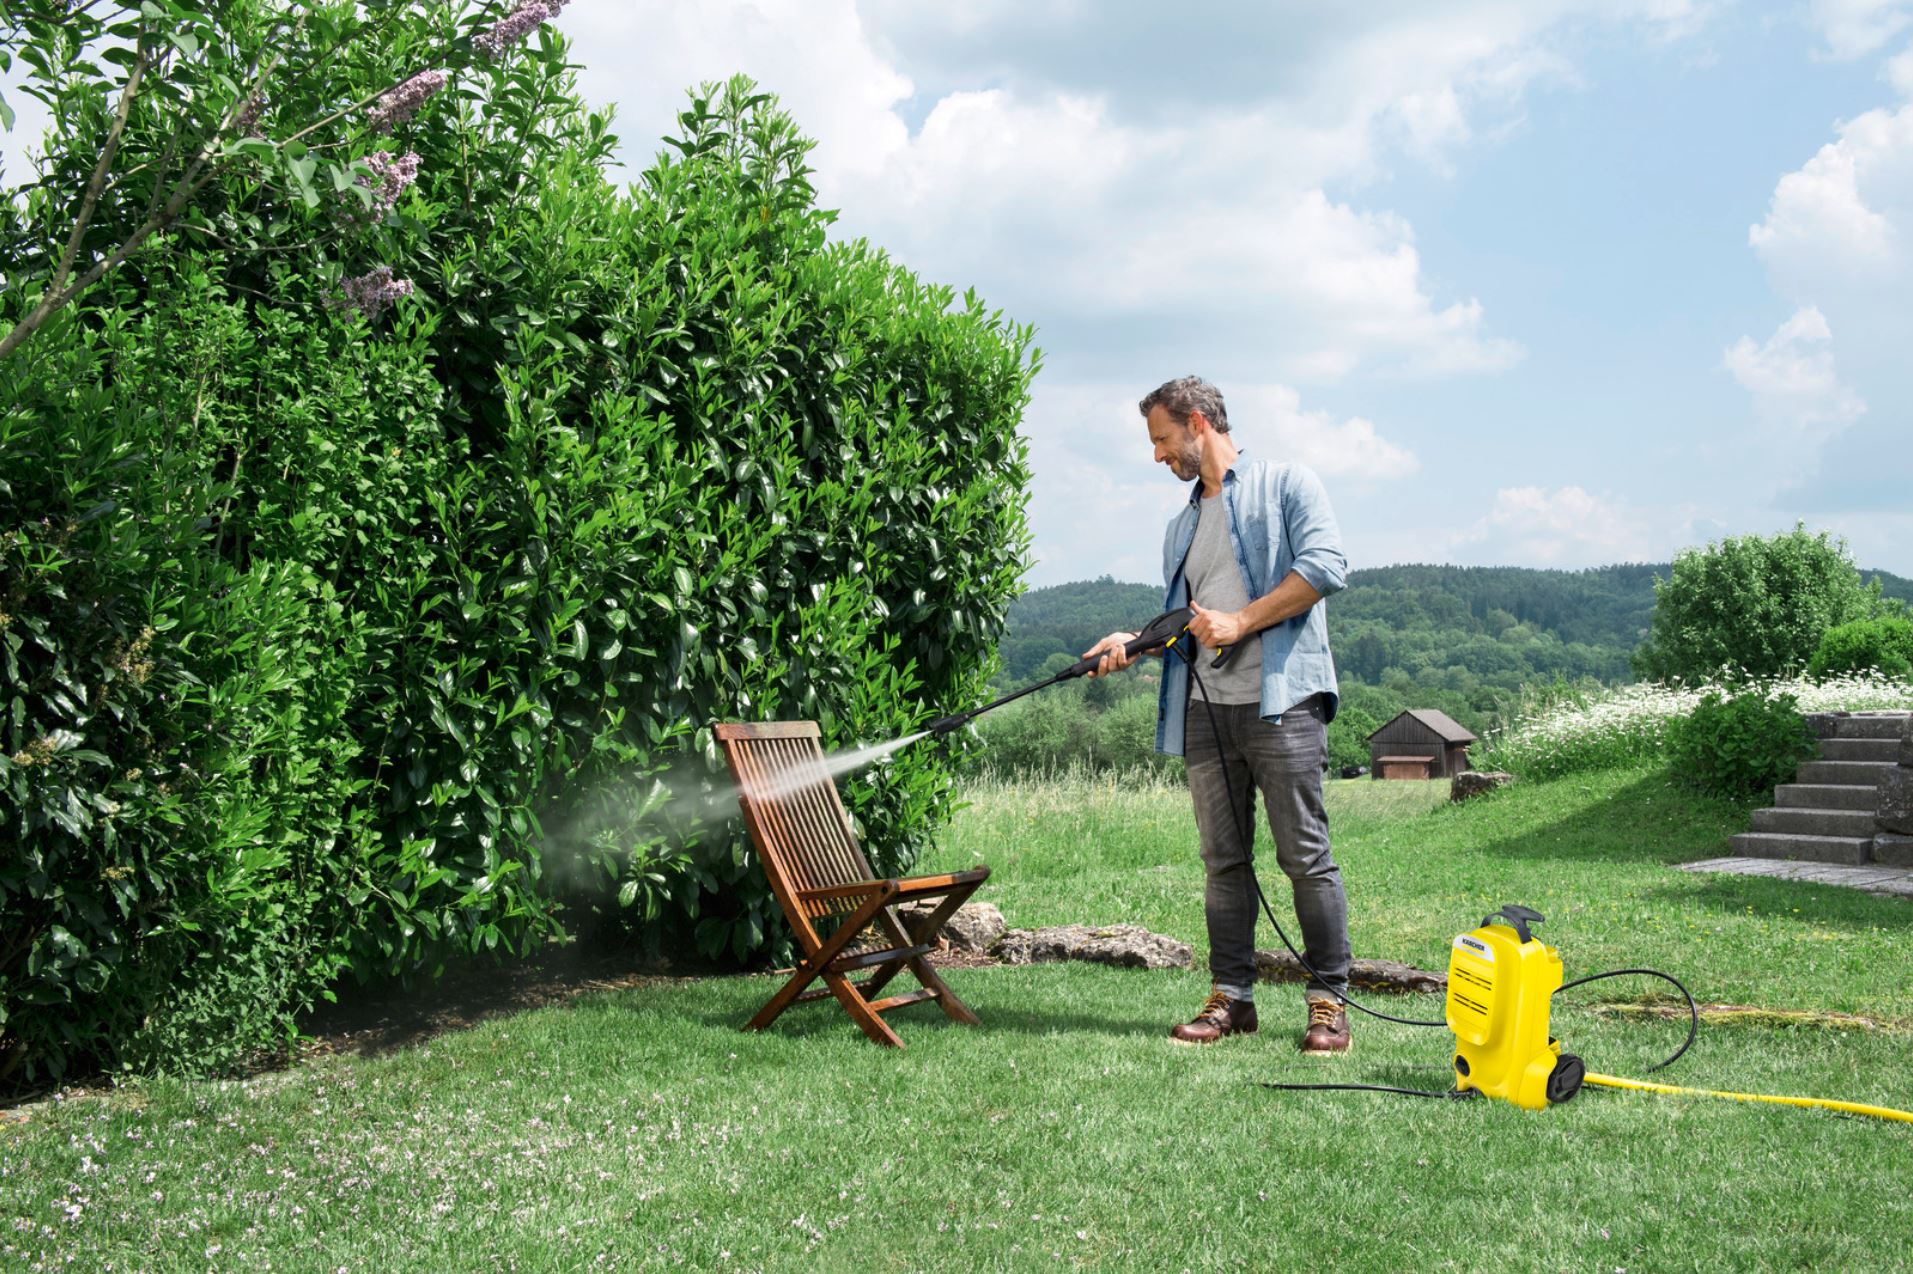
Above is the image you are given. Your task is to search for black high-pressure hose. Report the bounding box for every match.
[1169,638,1698,1098]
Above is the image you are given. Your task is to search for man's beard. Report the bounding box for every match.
[1168,442,1200,481]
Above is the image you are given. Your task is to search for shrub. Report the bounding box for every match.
[1634,526,1883,684]
[0,254,431,1078]
[1669,691,1816,801]
[1809,616,1913,680]
[2,32,1036,1083]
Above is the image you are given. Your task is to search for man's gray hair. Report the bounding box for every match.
[1138,376,1229,433]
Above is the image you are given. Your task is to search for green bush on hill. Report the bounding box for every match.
[1669,691,1817,801]
[1,6,1034,1087]
[1809,616,1913,680]
[1634,526,1889,684]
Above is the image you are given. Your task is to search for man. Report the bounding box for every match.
[1084,376,1352,1053]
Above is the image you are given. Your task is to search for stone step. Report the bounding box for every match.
[1728,831,1872,866]
[1773,782,1879,811]
[1794,759,1897,786]
[1751,806,1879,837]
[1817,737,1901,762]
[1825,712,1913,740]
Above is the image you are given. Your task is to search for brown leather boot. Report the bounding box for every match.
[1170,989,1258,1045]
[1301,998,1351,1054]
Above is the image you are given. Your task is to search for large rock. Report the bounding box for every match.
[1878,767,1913,837]
[1257,950,1447,994]
[897,900,1005,953]
[992,924,1194,970]
[1902,715,1913,768]
[1873,833,1913,868]
[1451,770,1514,802]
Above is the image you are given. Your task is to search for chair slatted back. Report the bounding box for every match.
[715,723,875,918]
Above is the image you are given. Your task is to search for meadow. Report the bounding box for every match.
[5,765,1911,1270]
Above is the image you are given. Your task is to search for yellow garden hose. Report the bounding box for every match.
[1584,1072,1913,1124]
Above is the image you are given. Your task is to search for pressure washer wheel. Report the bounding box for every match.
[1546,1053,1586,1104]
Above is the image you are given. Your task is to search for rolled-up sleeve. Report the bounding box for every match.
[1283,464,1348,597]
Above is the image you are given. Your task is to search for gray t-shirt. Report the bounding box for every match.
[1182,493,1263,705]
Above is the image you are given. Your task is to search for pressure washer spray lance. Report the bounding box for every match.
[920,608,1913,1123]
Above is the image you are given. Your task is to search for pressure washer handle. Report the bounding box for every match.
[1059,606,1197,679]
[926,607,1197,737]
[1483,904,1545,943]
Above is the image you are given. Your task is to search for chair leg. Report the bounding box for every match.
[746,890,892,1033]
[916,956,982,1027]
[745,962,824,1033]
[825,972,903,1048]
[863,883,985,1027]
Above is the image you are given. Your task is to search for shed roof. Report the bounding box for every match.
[1367,709,1477,744]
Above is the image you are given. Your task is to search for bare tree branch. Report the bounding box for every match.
[49,42,146,302]
[0,34,289,361]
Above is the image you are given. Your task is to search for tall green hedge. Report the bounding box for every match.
[1,55,1035,1085]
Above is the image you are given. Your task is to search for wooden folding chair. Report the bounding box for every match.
[715,721,990,1048]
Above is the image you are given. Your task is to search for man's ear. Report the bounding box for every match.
[1187,410,1211,436]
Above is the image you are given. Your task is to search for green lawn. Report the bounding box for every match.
[5,767,1911,1270]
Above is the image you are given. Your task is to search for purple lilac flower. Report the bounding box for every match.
[474,0,568,59]
[231,93,266,137]
[353,150,421,219]
[366,69,446,133]
[337,265,415,319]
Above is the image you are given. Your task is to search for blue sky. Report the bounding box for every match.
[9,2,1909,586]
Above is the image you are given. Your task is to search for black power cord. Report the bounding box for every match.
[1556,968,1698,1074]
[1172,636,1699,1098]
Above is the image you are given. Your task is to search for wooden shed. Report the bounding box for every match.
[1367,710,1477,780]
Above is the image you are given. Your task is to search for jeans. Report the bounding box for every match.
[1183,695,1351,999]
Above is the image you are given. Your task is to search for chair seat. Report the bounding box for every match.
[796,866,990,904]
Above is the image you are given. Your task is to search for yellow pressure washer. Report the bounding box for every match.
[1447,906,1585,1109]
[1265,900,1913,1124]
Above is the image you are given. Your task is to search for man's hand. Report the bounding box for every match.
[1082,631,1139,677]
[1188,602,1247,653]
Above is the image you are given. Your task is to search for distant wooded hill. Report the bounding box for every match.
[997,564,1913,696]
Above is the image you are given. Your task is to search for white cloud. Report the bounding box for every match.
[0,66,55,187]
[1455,486,1660,567]
[1226,385,1421,482]
[1743,52,1913,525]
[813,89,1524,382]
[1723,306,1866,433]
[1888,42,1913,96]
[549,2,1746,384]
[565,2,913,186]
[1749,103,1913,287]
[1808,0,1913,60]
[1752,104,1913,283]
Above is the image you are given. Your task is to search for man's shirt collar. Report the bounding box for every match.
[1187,447,1248,504]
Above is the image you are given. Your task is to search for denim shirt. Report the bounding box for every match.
[1154,454,1348,756]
